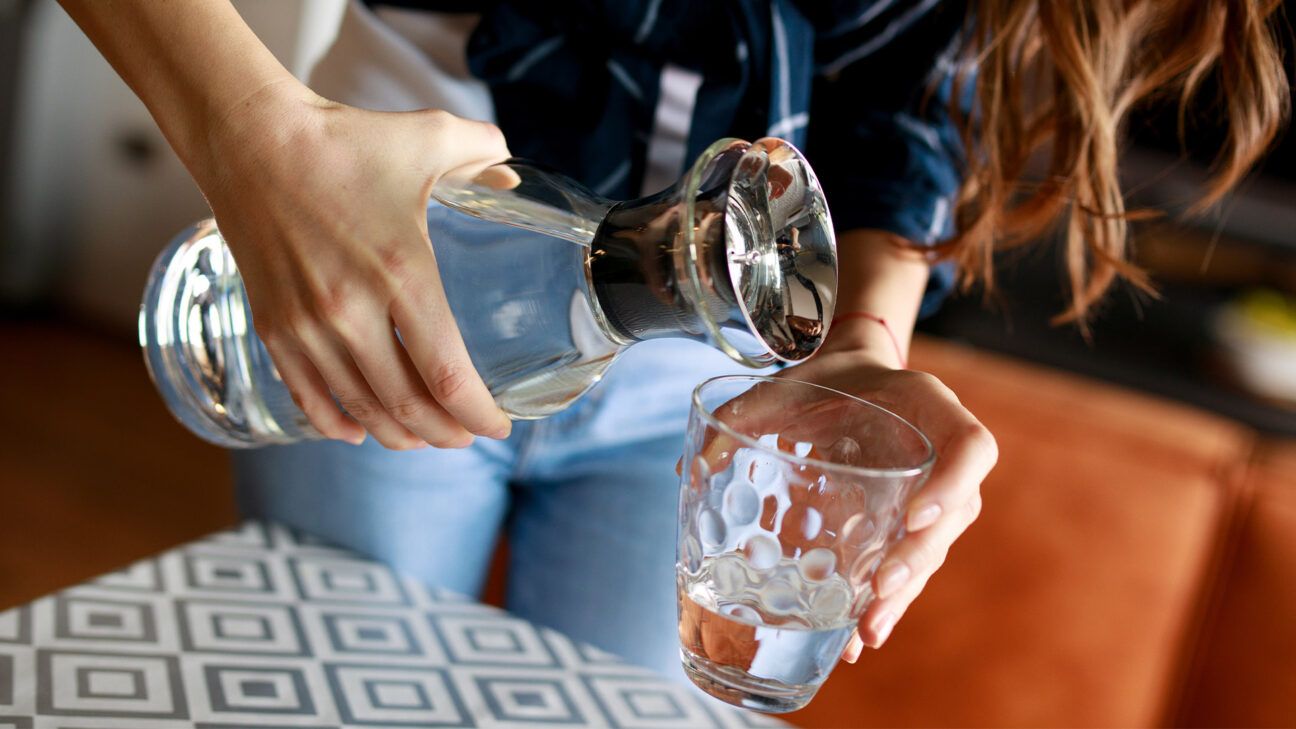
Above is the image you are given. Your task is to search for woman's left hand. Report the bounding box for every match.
[779,344,997,660]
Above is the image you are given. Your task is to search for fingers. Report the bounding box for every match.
[387,112,511,441]
[392,268,512,441]
[838,374,994,656]
[841,575,924,662]
[902,410,996,532]
[850,491,981,652]
[841,488,983,662]
[473,164,523,191]
[842,629,864,664]
[261,338,366,445]
[861,574,925,648]
[693,381,831,467]
[418,111,512,181]
[335,309,477,449]
[265,286,504,449]
[292,324,429,450]
[878,491,982,599]
[839,564,938,664]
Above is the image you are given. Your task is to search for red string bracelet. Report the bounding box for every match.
[831,311,909,369]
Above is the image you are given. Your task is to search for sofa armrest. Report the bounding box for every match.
[1174,440,1296,728]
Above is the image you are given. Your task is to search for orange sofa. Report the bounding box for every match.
[783,337,1296,728]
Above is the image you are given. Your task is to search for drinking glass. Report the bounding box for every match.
[677,375,935,713]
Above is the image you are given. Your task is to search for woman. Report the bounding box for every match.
[60,0,1286,680]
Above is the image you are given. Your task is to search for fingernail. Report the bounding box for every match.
[346,434,366,446]
[842,630,864,663]
[908,503,942,531]
[870,611,898,647]
[876,562,910,599]
[489,413,513,440]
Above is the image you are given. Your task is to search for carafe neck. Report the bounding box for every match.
[587,138,838,366]
[433,139,838,367]
[431,160,615,247]
[587,189,738,346]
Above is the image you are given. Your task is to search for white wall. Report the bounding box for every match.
[3,0,346,331]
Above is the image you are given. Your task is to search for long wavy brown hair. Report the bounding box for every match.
[944,0,1290,324]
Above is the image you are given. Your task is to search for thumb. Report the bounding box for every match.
[413,109,512,182]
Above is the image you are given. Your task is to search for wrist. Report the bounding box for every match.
[819,313,909,369]
[817,340,905,371]
[185,79,328,191]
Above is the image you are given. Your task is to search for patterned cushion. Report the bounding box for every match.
[0,521,784,728]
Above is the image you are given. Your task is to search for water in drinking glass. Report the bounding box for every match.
[677,552,856,708]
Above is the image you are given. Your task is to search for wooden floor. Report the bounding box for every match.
[0,316,236,610]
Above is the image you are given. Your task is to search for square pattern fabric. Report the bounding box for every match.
[0,520,785,728]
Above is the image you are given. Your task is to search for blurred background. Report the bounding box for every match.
[0,1,1293,727]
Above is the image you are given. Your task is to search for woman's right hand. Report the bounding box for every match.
[193,81,513,449]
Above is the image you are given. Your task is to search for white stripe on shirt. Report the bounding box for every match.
[634,0,664,43]
[506,36,564,82]
[768,112,809,138]
[823,0,900,39]
[606,59,644,102]
[770,1,792,125]
[821,0,942,76]
[640,64,704,194]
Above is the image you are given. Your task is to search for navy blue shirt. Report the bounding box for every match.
[375,0,968,314]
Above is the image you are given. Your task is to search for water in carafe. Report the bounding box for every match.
[424,199,618,417]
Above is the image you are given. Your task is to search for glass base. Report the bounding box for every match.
[680,650,819,714]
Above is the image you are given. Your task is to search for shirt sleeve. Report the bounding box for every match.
[802,0,969,317]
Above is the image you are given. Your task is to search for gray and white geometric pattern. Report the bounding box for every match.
[55,595,158,643]
[0,520,786,727]
[36,649,187,719]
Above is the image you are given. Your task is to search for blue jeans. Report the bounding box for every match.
[233,339,750,680]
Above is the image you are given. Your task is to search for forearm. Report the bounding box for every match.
[58,0,310,175]
[820,229,930,367]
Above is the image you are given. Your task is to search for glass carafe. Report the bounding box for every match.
[139,137,838,448]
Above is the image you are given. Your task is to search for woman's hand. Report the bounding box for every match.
[778,340,997,659]
[194,83,514,450]
[58,0,511,449]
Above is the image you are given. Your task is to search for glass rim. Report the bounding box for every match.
[690,374,936,479]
